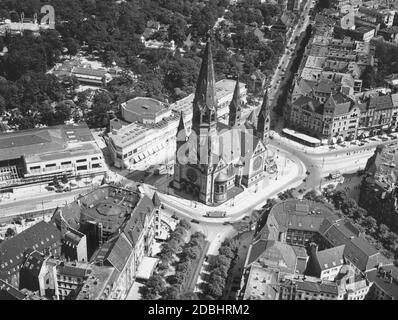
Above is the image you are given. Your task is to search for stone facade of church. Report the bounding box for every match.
[173,39,273,205]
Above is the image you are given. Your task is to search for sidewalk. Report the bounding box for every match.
[271,130,398,156]
[155,148,306,222]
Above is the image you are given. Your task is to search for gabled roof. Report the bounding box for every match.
[316,245,345,270]
[321,222,383,271]
[123,195,154,246]
[0,221,61,280]
[104,233,133,273]
[247,239,299,274]
[293,95,323,114]
[0,279,27,300]
[369,95,393,110]
[366,265,398,299]
[152,192,162,207]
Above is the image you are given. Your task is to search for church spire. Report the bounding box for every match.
[176,111,187,151]
[229,76,242,127]
[256,87,271,145]
[192,37,217,134]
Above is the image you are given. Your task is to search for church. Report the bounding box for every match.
[172,39,274,205]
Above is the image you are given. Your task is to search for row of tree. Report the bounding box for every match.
[165,231,207,299]
[201,238,238,299]
[141,220,207,300]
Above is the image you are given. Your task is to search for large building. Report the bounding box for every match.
[172,39,273,205]
[51,185,161,300]
[0,123,106,192]
[0,185,162,300]
[238,199,395,300]
[107,79,248,171]
[282,7,398,144]
[0,221,62,288]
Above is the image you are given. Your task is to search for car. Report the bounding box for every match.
[191,219,200,224]
[223,221,231,225]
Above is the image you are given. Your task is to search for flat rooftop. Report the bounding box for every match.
[0,123,100,163]
[123,97,166,115]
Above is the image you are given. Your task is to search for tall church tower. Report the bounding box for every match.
[228,77,242,128]
[256,88,271,145]
[191,38,218,166]
[174,111,187,190]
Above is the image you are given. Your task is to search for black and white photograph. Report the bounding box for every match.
[0,0,397,307]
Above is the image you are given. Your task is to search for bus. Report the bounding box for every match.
[205,211,227,218]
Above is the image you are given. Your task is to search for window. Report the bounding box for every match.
[92,163,102,168]
[45,163,56,167]
[77,165,88,171]
[76,159,86,163]
[61,161,72,165]
[91,157,98,161]
[30,166,40,170]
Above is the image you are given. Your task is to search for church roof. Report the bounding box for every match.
[215,170,229,182]
[257,88,270,134]
[229,78,242,127]
[192,38,217,116]
[245,109,258,130]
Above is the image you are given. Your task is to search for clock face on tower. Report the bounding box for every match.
[187,168,198,182]
[253,156,263,171]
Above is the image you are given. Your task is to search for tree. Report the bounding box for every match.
[182,246,201,260]
[180,292,199,300]
[18,116,36,130]
[213,255,231,269]
[90,91,111,127]
[5,228,15,238]
[162,285,180,300]
[64,37,80,56]
[61,174,69,184]
[211,265,229,279]
[361,65,377,89]
[378,224,390,241]
[178,219,191,231]
[169,271,186,285]
[362,216,378,235]
[203,275,224,298]
[218,246,235,260]
[168,15,188,46]
[53,176,60,188]
[145,274,166,296]
[55,101,73,124]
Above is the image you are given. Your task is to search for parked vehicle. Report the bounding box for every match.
[191,219,200,224]
[205,211,227,218]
